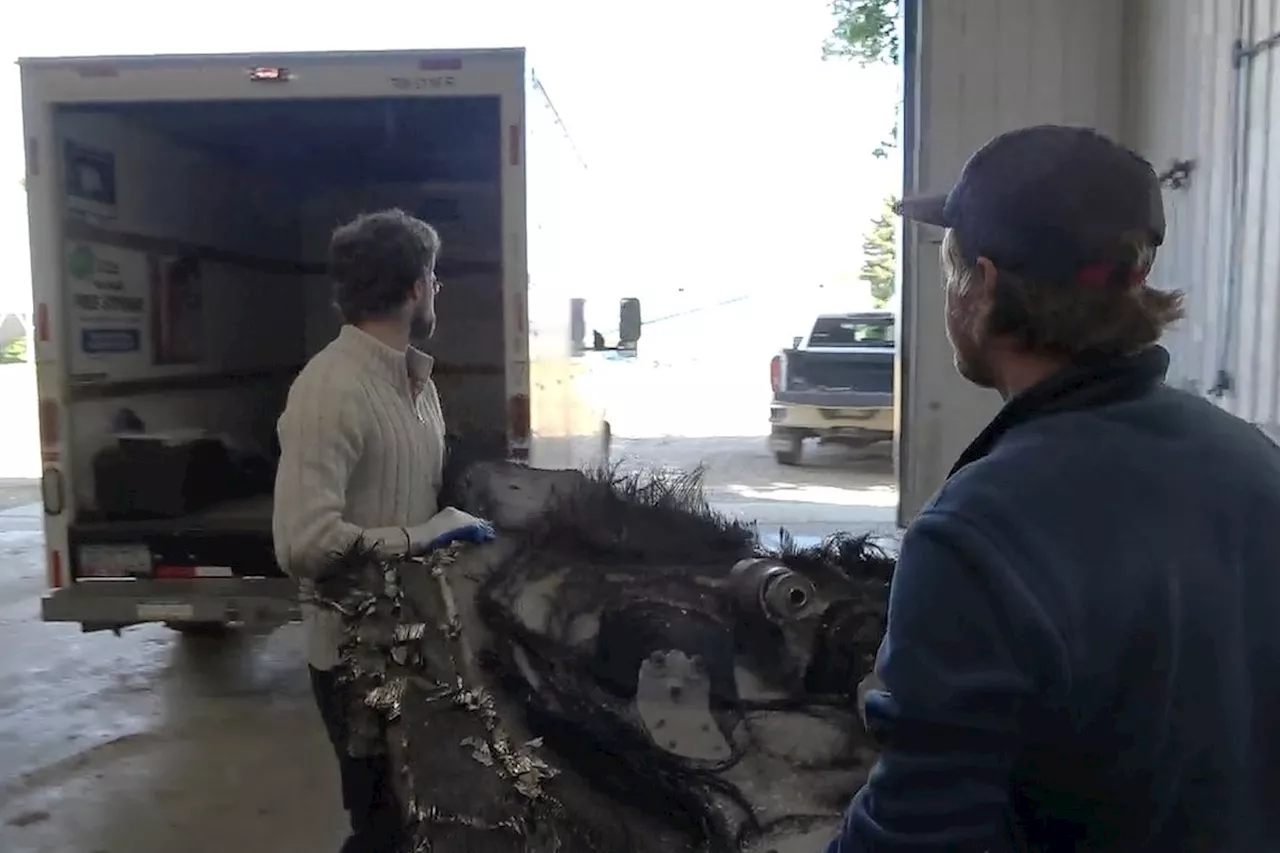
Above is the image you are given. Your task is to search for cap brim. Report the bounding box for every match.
[897,193,950,227]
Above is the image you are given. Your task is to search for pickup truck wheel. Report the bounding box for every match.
[773,434,804,467]
[167,621,232,638]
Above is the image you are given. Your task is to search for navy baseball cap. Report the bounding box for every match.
[900,125,1166,288]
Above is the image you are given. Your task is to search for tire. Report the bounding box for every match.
[773,432,804,467]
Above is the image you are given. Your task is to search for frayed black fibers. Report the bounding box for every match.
[315,463,897,853]
[521,463,757,563]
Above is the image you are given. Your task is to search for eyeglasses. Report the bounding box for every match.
[428,271,442,293]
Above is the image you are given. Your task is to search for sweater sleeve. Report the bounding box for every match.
[272,382,411,578]
[826,509,1065,853]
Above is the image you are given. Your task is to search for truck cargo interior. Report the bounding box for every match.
[57,97,507,581]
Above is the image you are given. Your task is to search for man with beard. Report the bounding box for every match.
[274,208,487,853]
[827,126,1280,852]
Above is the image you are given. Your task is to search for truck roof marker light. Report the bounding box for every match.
[249,66,293,82]
[76,64,118,79]
[420,58,463,71]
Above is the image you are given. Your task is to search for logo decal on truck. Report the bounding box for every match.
[64,140,118,221]
[389,75,457,91]
[68,245,95,281]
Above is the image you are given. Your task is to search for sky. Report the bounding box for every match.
[0,0,901,334]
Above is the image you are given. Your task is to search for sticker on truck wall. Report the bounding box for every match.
[66,242,148,375]
[67,243,208,380]
[64,140,117,222]
[136,603,195,621]
[389,75,457,91]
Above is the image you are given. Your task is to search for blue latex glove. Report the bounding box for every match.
[404,507,496,555]
[422,521,495,552]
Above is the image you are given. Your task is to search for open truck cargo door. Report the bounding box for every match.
[523,70,616,470]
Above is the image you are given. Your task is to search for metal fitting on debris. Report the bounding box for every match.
[728,558,817,623]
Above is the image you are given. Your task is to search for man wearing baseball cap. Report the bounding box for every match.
[827,125,1280,852]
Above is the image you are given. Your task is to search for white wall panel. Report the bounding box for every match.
[1126,0,1280,439]
[901,0,1280,522]
[899,0,1126,522]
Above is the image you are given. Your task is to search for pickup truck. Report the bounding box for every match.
[768,310,895,466]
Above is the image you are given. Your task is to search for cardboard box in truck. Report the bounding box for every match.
[21,48,627,634]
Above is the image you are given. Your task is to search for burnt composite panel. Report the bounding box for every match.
[312,462,894,853]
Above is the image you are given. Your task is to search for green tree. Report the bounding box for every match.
[861,195,899,308]
[0,336,29,364]
[826,0,903,303]
[823,0,903,159]
[823,0,901,66]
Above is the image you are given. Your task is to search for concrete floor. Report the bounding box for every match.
[0,439,896,852]
[0,493,348,852]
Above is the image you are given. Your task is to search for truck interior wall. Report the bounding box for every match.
[298,183,507,443]
[58,97,508,513]
[900,0,1126,522]
[1123,0,1280,441]
[58,109,306,511]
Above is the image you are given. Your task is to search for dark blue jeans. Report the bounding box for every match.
[310,666,404,853]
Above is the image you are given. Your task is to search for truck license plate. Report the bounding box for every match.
[136,603,195,621]
[78,544,152,578]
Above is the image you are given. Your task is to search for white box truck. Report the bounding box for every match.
[20,47,629,634]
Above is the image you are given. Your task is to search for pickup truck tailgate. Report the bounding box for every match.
[778,348,893,408]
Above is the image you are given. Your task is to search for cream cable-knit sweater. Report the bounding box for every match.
[272,324,445,670]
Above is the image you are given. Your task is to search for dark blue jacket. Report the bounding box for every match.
[829,347,1280,852]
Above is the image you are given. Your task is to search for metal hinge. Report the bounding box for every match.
[1209,369,1234,398]
[1158,159,1195,190]
[1234,31,1280,67]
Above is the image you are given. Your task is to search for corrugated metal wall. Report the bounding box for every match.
[1124,0,1280,439]
[899,0,1127,522]
[901,0,1280,522]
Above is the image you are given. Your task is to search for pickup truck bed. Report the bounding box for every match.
[772,348,894,409]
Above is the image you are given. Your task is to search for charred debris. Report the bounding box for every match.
[311,462,896,853]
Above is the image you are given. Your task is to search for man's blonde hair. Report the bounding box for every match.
[941,229,1185,358]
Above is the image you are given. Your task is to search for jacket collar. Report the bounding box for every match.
[333,324,434,389]
[948,345,1171,478]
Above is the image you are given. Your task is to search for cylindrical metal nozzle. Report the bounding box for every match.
[728,557,817,623]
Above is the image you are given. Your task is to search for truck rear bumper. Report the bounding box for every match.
[772,389,893,408]
[770,402,895,436]
[42,577,300,629]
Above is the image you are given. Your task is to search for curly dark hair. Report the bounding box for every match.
[944,229,1184,359]
[329,209,441,323]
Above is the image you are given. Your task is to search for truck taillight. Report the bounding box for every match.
[770,355,782,392]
